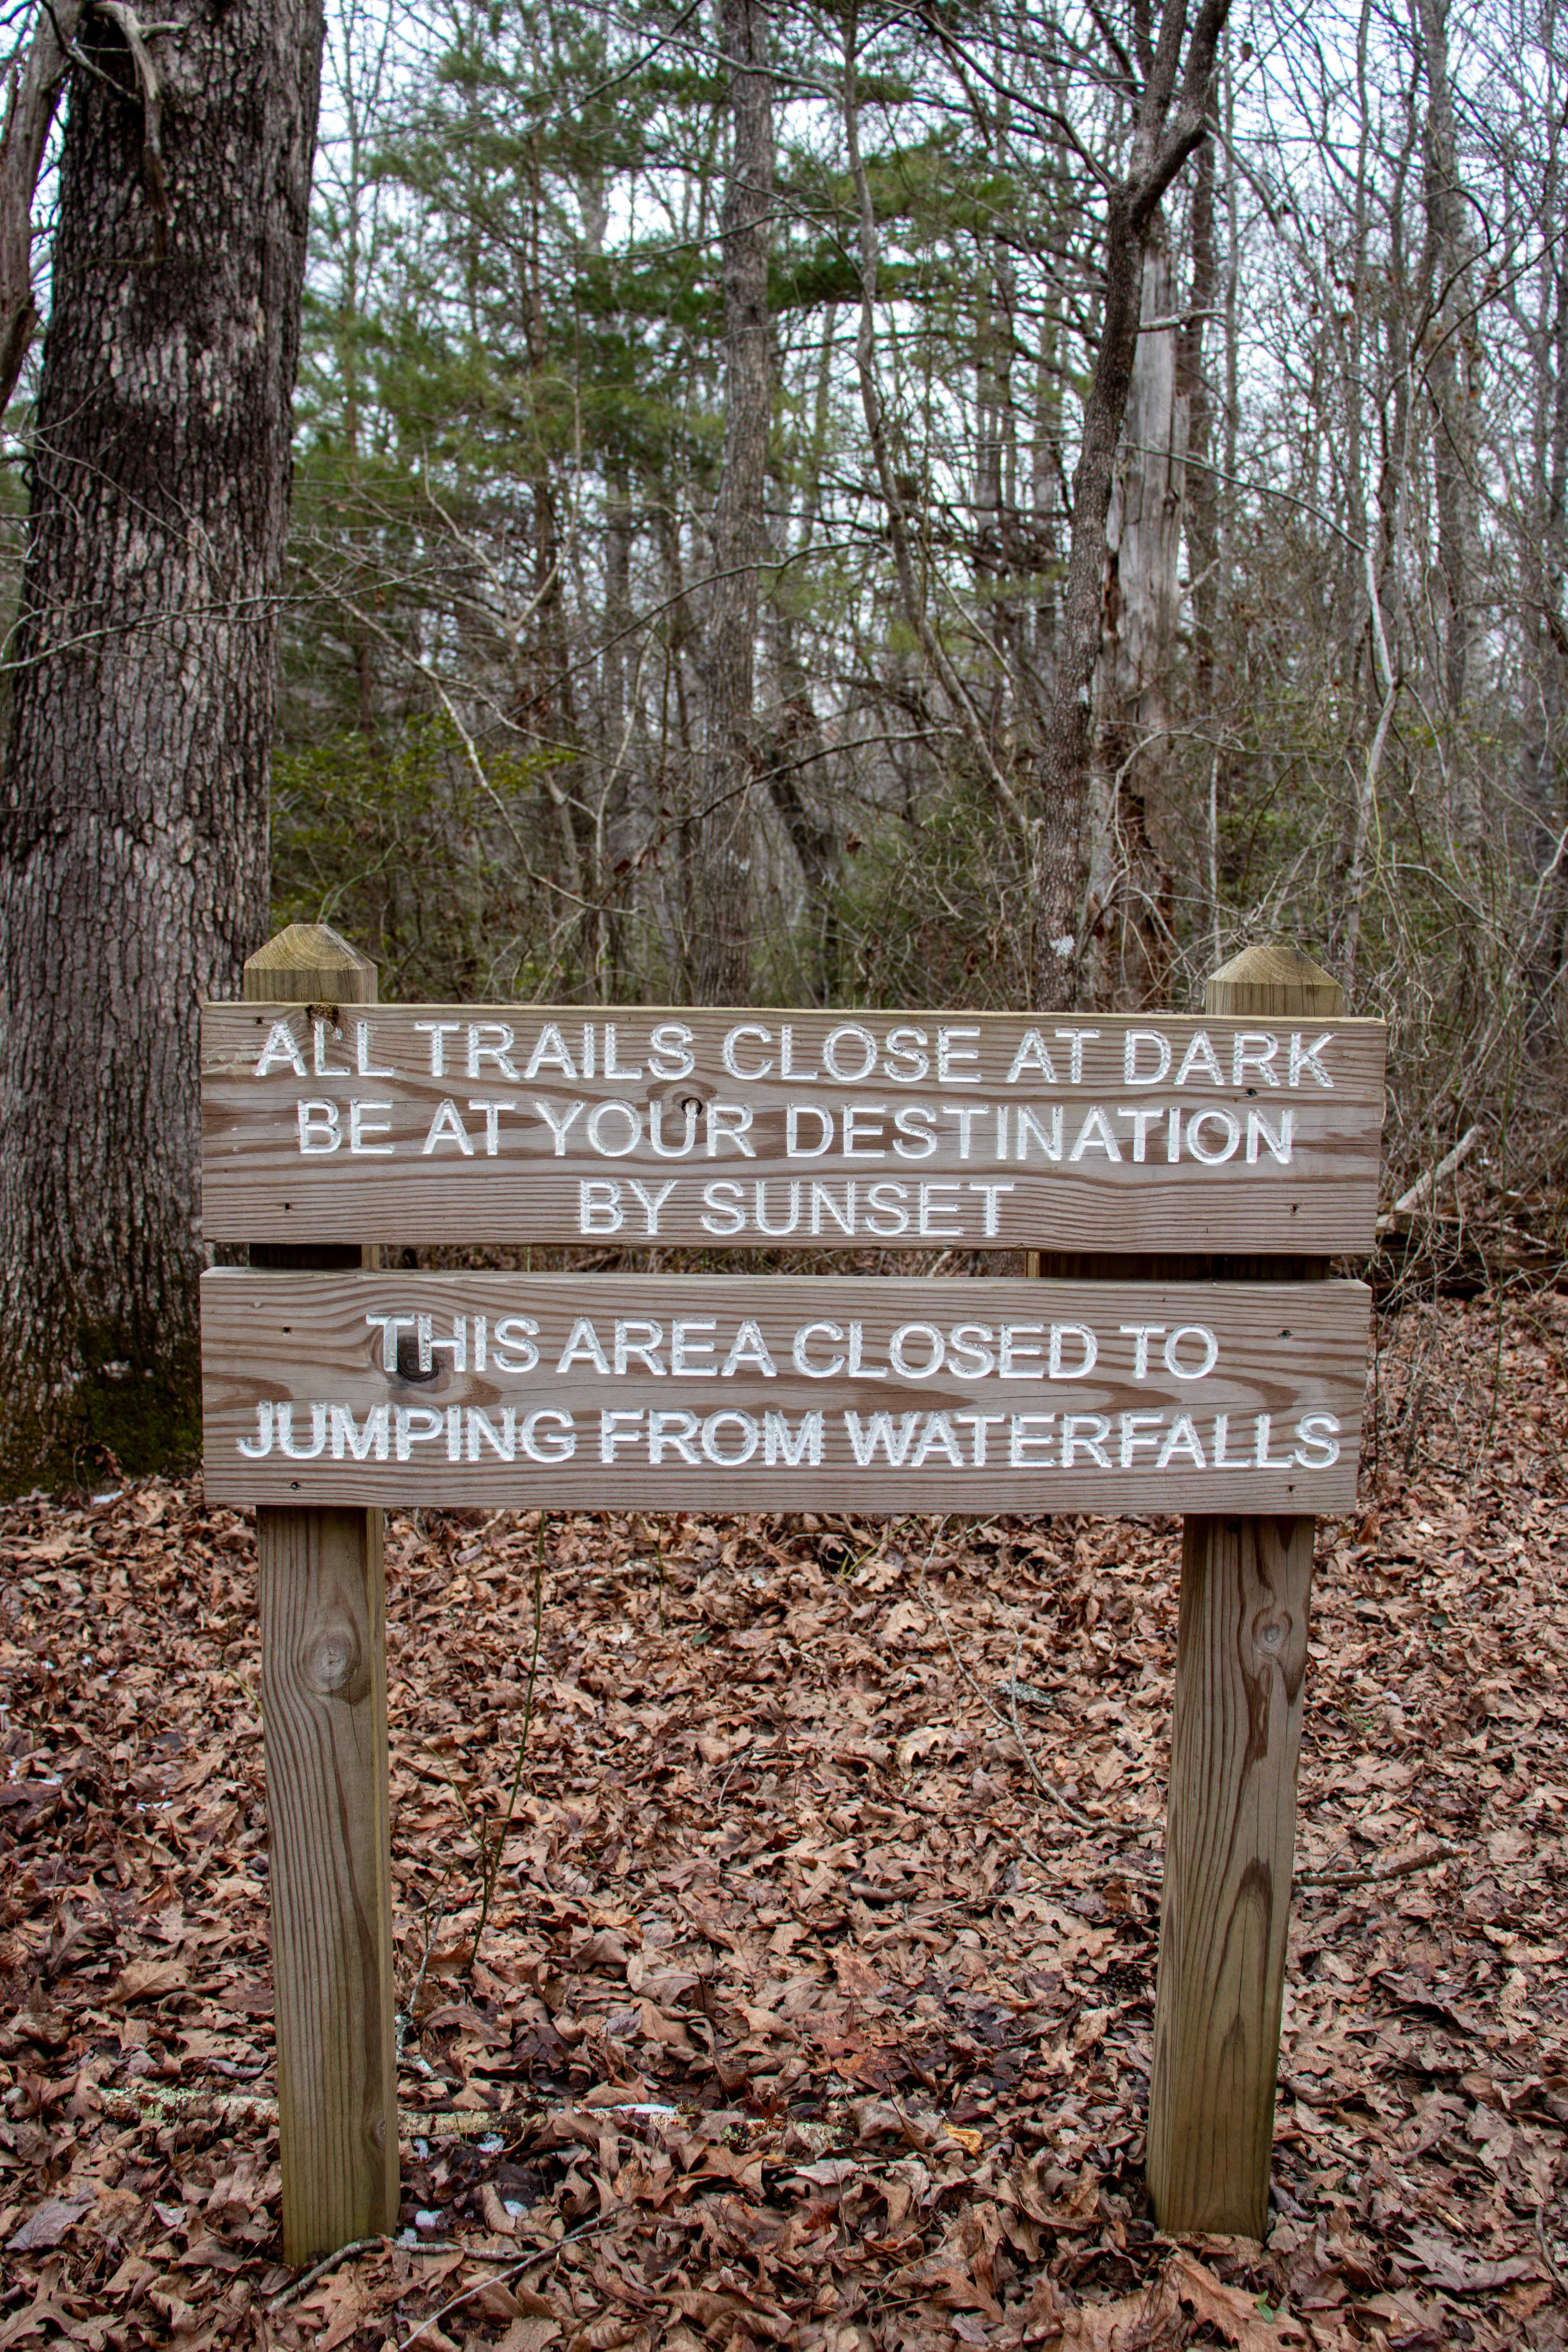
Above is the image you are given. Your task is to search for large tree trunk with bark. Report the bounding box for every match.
[0,0,323,1488]
[688,0,773,1004]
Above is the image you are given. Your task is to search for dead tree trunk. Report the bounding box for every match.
[1090,229,1189,1008]
[1029,0,1230,1011]
[0,0,323,1488]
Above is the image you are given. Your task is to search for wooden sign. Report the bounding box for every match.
[202,932,1387,2265]
[200,1005,1387,1252]
[201,1270,1370,1511]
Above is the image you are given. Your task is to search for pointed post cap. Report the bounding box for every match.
[243,923,378,1007]
[1205,942,1344,1019]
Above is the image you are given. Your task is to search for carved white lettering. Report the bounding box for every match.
[255,1018,307,1078]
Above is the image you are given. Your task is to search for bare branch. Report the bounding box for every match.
[91,1,169,233]
[0,0,86,410]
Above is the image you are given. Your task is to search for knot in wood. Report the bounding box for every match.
[305,1616,364,1698]
[1248,1603,1299,1675]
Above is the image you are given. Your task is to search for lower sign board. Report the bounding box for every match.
[201,1271,1369,1512]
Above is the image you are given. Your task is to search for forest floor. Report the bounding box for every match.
[1,1290,1566,2352]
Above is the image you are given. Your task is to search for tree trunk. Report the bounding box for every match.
[1181,136,1219,711]
[598,460,637,1000]
[763,301,839,1002]
[689,0,773,1004]
[1415,0,1476,766]
[1030,183,1150,1008]
[1033,318,1064,691]
[0,0,323,1488]
[1524,213,1568,1055]
[691,0,780,1011]
[762,614,839,1003]
[1182,136,1223,962]
[1090,229,1189,1008]
[1029,0,1232,1010]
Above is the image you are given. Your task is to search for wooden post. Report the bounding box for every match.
[1145,942,1345,2237]
[243,924,399,2261]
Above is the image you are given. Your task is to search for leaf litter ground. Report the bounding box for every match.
[0,1291,1565,2351]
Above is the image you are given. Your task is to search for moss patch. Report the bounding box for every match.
[0,1330,202,1498]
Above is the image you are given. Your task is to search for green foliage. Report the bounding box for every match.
[271,717,569,1000]
[823,782,1031,1009]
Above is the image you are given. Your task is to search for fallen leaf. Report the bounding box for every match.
[106,1957,189,2005]
[789,2157,860,2188]
[494,2323,561,2352]
[1168,2254,1307,2349]
[7,2194,95,2253]
[897,1724,943,1769]
[480,2181,519,2235]
[317,2279,372,2352]
[1397,2228,1539,2295]
[1057,2291,1160,2350]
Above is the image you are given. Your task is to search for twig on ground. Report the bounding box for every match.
[98,2079,506,2142]
[267,2234,532,2313]
[917,1528,1146,1845]
[469,1512,548,1973]
[398,2216,606,2350]
[267,2238,386,2313]
[101,2083,275,2127]
[1536,2152,1568,2298]
[1001,1612,1102,1834]
[105,2078,688,2145]
[1296,1839,1459,1890]
[399,2262,526,2349]
[397,1903,445,2059]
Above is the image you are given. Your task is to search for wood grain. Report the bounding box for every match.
[200,1269,1369,1512]
[1143,1514,1314,2235]
[258,1504,399,2259]
[247,922,380,998]
[1146,940,1339,2236]
[245,925,398,2263]
[200,1003,1387,1252]
[1205,941,1346,1020]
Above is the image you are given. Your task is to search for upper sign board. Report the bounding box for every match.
[201,1005,1386,1252]
[201,1270,1370,1512]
